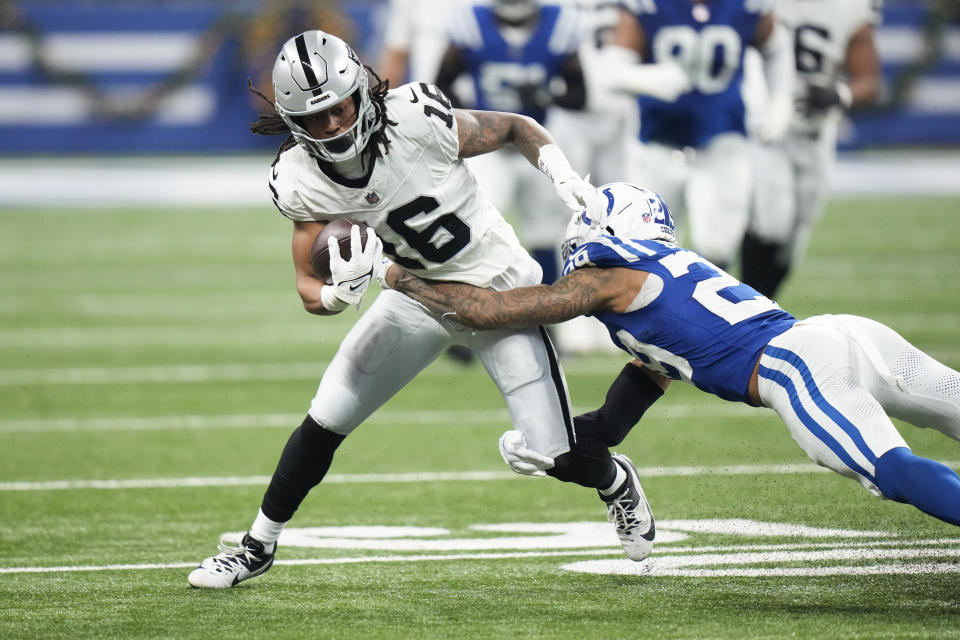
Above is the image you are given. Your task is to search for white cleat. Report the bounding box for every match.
[188,533,275,589]
[601,454,655,561]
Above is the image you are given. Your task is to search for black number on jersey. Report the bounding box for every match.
[794,24,830,74]
[418,83,454,129]
[384,195,470,267]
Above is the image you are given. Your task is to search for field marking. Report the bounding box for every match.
[4,461,959,492]
[0,362,329,386]
[4,539,960,576]
[0,403,760,434]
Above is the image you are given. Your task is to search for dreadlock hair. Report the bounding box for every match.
[247,66,397,165]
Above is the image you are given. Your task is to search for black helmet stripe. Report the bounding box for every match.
[294,33,324,96]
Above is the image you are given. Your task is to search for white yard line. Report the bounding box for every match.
[0,404,759,434]
[4,462,959,492]
[4,539,960,576]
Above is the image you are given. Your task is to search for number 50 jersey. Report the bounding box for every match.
[564,237,797,403]
[269,81,538,289]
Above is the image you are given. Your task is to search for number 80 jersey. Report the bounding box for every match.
[565,237,796,403]
[269,81,538,289]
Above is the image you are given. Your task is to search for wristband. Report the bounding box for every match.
[320,285,350,312]
[537,144,577,184]
[836,82,853,109]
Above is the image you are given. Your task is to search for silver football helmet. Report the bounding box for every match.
[272,30,379,163]
[493,0,539,24]
[562,182,676,262]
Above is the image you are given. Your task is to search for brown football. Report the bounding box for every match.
[309,219,370,284]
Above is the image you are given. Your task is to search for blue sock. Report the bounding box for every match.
[532,248,559,284]
[874,447,960,526]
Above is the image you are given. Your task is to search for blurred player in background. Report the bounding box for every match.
[603,0,795,270]
[435,0,587,286]
[377,0,453,86]
[187,30,656,589]
[740,0,883,299]
[388,181,960,529]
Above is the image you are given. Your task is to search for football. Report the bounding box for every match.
[309,218,370,284]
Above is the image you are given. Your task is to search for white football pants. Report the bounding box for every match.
[628,133,753,266]
[307,288,575,460]
[758,314,960,496]
[749,118,839,265]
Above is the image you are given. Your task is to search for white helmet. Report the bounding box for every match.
[272,30,379,163]
[562,182,676,262]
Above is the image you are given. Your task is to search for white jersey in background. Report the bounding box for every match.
[271,81,538,289]
[380,0,454,84]
[745,0,881,298]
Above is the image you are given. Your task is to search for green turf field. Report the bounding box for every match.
[1,195,959,639]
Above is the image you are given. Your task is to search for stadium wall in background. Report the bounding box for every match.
[0,0,957,154]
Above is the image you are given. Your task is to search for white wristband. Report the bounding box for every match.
[320,285,349,312]
[836,82,853,109]
[537,144,577,184]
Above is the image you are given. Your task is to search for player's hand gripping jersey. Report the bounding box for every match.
[268,82,536,289]
[563,237,796,403]
[624,0,772,148]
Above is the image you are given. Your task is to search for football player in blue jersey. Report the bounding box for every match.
[435,0,587,285]
[596,0,795,271]
[386,182,960,528]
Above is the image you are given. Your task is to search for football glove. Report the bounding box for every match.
[801,80,852,116]
[499,429,555,477]
[327,225,383,308]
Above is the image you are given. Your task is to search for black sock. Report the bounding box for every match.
[260,414,345,522]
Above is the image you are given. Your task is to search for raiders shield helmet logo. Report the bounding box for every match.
[364,191,380,205]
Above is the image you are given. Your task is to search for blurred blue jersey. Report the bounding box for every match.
[448,3,581,123]
[624,0,771,148]
[562,236,795,403]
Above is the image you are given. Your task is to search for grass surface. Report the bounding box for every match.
[1,195,959,639]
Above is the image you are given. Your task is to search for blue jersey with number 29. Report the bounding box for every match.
[563,237,796,403]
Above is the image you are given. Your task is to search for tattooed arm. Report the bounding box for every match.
[389,265,648,330]
[454,109,556,168]
[453,108,601,215]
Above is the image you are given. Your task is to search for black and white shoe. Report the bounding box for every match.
[600,454,655,561]
[188,533,275,588]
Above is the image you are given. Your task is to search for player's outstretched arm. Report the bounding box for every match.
[389,266,614,330]
[454,109,552,165]
[455,109,601,215]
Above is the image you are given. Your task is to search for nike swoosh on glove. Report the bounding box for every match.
[328,225,383,307]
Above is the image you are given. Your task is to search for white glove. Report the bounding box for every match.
[597,47,691,102]
[538,144,606,225]
[556,173,606,230]
[327,225,383,308]
[498,429,555,477]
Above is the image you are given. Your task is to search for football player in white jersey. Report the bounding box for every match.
[741,0,882,298]
[386,182,960,530]
[187,31,654,589]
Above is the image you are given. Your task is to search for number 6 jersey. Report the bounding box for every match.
[268,81,538,289]
[565,237,796,403]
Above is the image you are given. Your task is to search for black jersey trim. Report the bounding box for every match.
[315,152,376,189]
